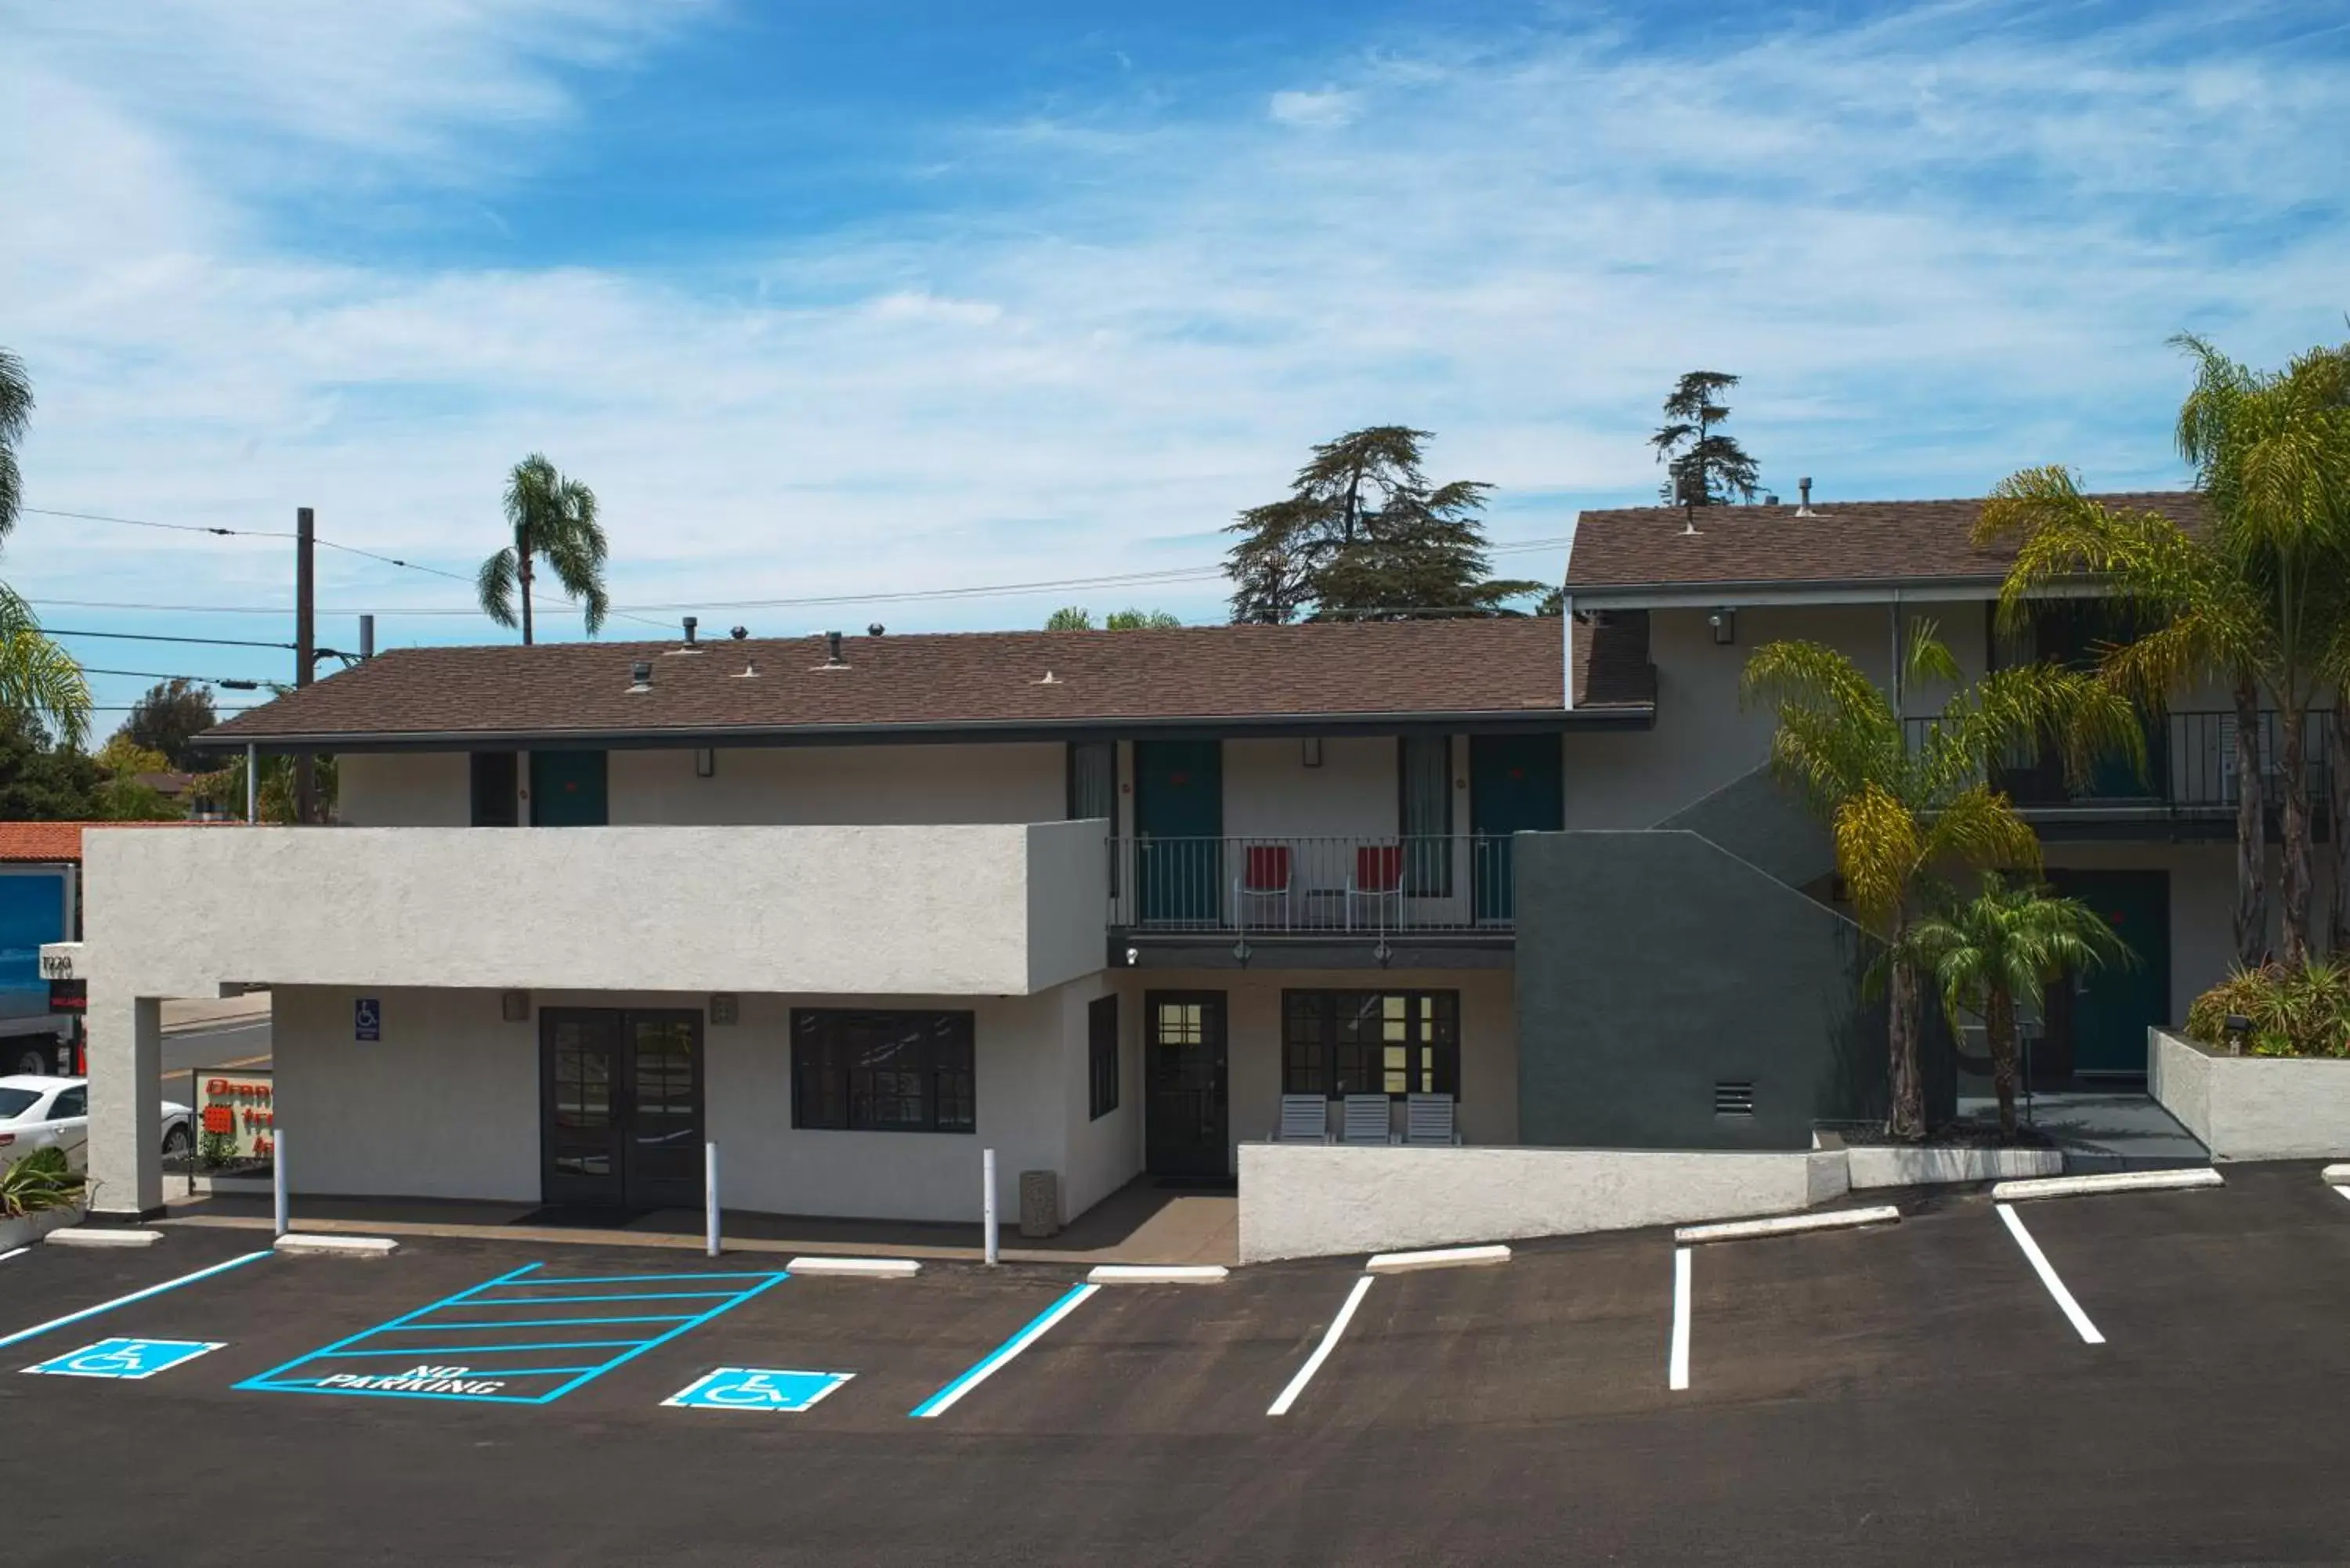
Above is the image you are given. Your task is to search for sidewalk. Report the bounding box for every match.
[161,1176,1239,1267]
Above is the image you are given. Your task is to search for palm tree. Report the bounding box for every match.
[1979,338,2350,970]
[0,352,92,748]
[477,454,609,644]
[1900,873,2135,1140]
[1743,620,2142,1139]
[1,348,31,540]
[0,585,91,750]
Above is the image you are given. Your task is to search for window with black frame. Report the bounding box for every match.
[1087,995,1119,1119]
[1281,991,1459,1099]
[790,1010,977,1133]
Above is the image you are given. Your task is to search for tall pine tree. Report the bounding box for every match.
[1224,426,1542,622]
[1651,372,1761,506]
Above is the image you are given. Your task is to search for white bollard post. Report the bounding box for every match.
[704,1140,721,1259]
[982,1147,999,1266]
[272,1128,288,1238]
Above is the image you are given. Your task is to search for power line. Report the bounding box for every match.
[46,627,296,651]
[74,666,265,690]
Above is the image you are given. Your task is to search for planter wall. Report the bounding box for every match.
[2149,1027,2350,1162]
[1845,1145,2064,1189]
[0,1205,85,1252]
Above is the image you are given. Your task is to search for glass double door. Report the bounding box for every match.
[539,1008,704,1209]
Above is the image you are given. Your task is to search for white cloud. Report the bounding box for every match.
[2,0,2347,674]
[1268,86,1361,128]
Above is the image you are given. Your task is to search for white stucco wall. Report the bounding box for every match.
[608,742,1067,826]
[2149,1027,2350,1162]
[337,742,1068,829]
[1223,737,1399,840]
[1237,1141,1849,1261]
[1055,974,1144,1221]
[1562,600,1982,829]
[338,753,472,827]
[266,980,1139,1223]
[1135,966,1518,1153]
[81,821,1105,999]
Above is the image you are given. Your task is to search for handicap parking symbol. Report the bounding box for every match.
[24,1337,226,1381]
[664,1367,853,1413]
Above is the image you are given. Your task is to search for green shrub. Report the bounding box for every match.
[1,1146,87,1219]
[2187,960,2350,1058]
[198,1129,239,1169]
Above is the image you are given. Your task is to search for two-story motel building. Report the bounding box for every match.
[83,490,2289,1229]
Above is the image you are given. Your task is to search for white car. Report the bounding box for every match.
[0,1075,193,1171]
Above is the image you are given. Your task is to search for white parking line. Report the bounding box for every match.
[1995,1203,2104,1345]
[2334,1185,2350,1207]
[1668,1248,1691,1391]
[1267,1275,1374,1417]
[0,1248,28,1266]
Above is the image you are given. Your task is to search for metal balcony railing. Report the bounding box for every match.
[1901,709,2337,815]
[1107,836,1520,934]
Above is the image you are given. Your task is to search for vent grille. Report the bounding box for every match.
[1713,1081,1756,1118]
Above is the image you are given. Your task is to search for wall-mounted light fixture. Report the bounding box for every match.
[694,748,716,779]
[1301,737,1324,768]
[501,990,531,1023]
[1709,609,1737,646]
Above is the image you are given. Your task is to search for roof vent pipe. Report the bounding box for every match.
[1795,476,1815,516]
[820,630,847,669]
[628,661,653,693]
[682,616,698,645]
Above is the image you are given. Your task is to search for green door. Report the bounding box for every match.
[1470,735,1563,922]
[530,750,609,826]
[1134,739,1221,923]
[2050,869,2170,1075]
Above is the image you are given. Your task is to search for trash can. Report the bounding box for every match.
[1018,1169,1061,1238]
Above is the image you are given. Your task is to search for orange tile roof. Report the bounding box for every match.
[0,820,222,863]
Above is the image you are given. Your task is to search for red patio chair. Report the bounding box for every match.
[1348,843,1405,931]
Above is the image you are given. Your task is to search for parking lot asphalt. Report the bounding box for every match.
[5,1165,2350,1566]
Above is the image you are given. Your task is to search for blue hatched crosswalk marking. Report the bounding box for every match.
[236,1263,789,1404]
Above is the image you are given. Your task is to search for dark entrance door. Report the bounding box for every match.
[530,750,609,826]
[1470,734,1564,921]
[539,1007,705,1208]
[2048,869,2171,1076]
[1134,739,1222,923]
[1144,991,1228,1181]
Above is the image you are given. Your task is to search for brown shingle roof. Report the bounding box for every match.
[1572,612,1654,709]
[205,619,1644,747]
[1567,492,2207,598]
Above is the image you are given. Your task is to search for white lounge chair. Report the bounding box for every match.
[1274,1094,1332,1143]
[1340,1093,1394,1145]
[1402,1093,1462,1147]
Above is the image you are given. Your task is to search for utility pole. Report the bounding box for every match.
[294,506,316,825]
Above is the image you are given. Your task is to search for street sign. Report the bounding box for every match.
[23,1337,226,1380]
[663,1367,853,1413]
[354,998,380,1041]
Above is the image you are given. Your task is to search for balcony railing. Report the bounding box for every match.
[1107,836,1520,934]
[1901,710,2336,815]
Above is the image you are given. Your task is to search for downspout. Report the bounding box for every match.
[1889,588,1905,716]
[1560,594,1575,710]
[246,742,258,825]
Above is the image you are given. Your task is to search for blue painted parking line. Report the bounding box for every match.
[24,1337,226,1380]
[237,1262,790,1405]
[909,1282,1097,1419]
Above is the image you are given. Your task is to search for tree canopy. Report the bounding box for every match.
[0,348,29,540]
[1046,607,1183,630]
[0,709,101,820]
[118,677,218,771]
[1224,426,1542,623]
[1651,371,1761,507]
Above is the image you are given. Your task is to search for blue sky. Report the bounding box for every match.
[2,0,2346,728]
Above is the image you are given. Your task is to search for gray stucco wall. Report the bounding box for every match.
[1515,829,1884,1150]
[1654,764,1836,888]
